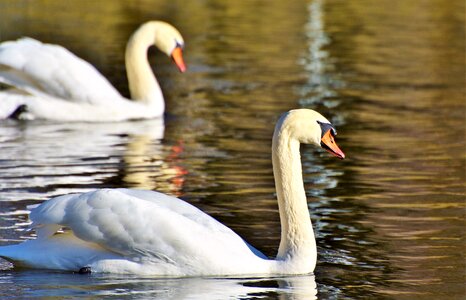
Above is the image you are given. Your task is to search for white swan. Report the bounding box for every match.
[0,109,345,276]
[0,21,186,122]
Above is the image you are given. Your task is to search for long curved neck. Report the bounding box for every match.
[272,124,316,269]
[125,23,164,110]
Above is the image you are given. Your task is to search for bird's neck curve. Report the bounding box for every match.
[272,124,317,271]
[125,23,164,111]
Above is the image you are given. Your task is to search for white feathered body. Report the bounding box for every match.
[0,189,271,276]
[0,38,163,121]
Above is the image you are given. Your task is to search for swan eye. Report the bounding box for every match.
[175,41,184,49]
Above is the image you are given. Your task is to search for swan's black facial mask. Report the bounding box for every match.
[175,41,184,49]
[317,121,345,159]
[317,121,337,138]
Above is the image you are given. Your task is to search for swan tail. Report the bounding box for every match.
[0,232,118,271]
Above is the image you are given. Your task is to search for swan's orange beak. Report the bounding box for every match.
[321,130,345,159]
[171,47,186,73]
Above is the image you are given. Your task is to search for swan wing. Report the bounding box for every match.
[29,189,263,267]
[0,38,122,105]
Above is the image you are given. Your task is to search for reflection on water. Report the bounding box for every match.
[121,134,187,196]
[0,0,464,299]
[0,270,317,299]
[299,0,343,112]
[321,1,465,298]
[0,119,166,201]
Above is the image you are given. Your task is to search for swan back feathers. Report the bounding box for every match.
[0,37,122,104]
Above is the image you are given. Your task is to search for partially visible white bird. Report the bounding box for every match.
[0,109,345,276]
[0,21,186,122]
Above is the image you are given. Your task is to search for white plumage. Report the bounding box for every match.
[5,189,267,275]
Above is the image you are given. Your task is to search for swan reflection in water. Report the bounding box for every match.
[0,269,317,299]
[122,133,187,196]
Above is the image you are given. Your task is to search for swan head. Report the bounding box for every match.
[151,21,186,72]
[276,109,345,159]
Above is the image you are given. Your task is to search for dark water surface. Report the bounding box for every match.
[0,0,464,299]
